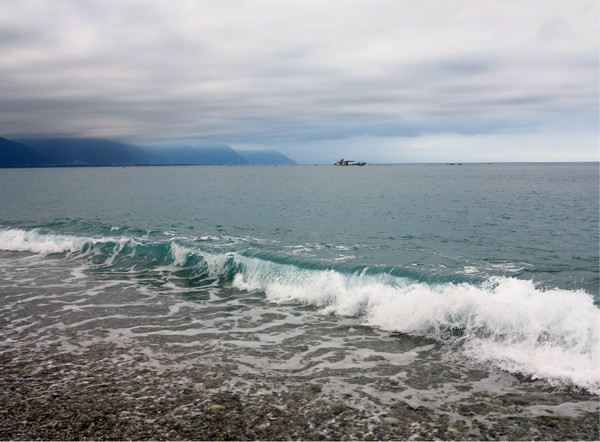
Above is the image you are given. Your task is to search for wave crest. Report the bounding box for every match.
[231,255,599,393]
[0,227,91,254]
[1,226,598,393]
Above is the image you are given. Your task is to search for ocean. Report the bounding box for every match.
[0,163,598,440]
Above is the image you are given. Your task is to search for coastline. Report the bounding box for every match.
[1,163,598,441]
[2,345,598,441]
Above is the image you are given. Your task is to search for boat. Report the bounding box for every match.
[334,159,366,166]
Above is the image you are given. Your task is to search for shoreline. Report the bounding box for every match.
[2,347,598,441]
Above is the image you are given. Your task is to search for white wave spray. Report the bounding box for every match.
[0,228,90,254]
[0,227,135,261]
[231,254,600,394]
[2,228,597,394]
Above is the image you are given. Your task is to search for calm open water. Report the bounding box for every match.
[0,163,598,439]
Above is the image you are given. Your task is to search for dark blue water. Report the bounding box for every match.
[0,163,598,438]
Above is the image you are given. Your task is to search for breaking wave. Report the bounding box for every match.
[1,226,598,394]
[230,253,599,394]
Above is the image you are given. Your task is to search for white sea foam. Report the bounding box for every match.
[2,227,598,393]
[170,243,190,266]
[364,277,600,393]
[0,228,89,254]
[0,227,136,265]
[231,256,600,393]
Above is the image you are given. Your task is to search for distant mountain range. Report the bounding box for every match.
[0,137,296,167]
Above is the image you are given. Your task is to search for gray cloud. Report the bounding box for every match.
[0,0,597,161]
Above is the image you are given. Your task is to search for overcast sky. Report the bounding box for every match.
[1,0,598,162]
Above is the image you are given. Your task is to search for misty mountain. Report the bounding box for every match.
[0,137,297,167]
[0,137,49,167]
[16,138,151,166]
[143,145,249,165]
[238,150,296,165]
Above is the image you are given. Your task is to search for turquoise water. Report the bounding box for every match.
[1,163,598,438]
[2,163,598,291]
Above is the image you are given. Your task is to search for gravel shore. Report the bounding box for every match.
[1,346,598,441]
